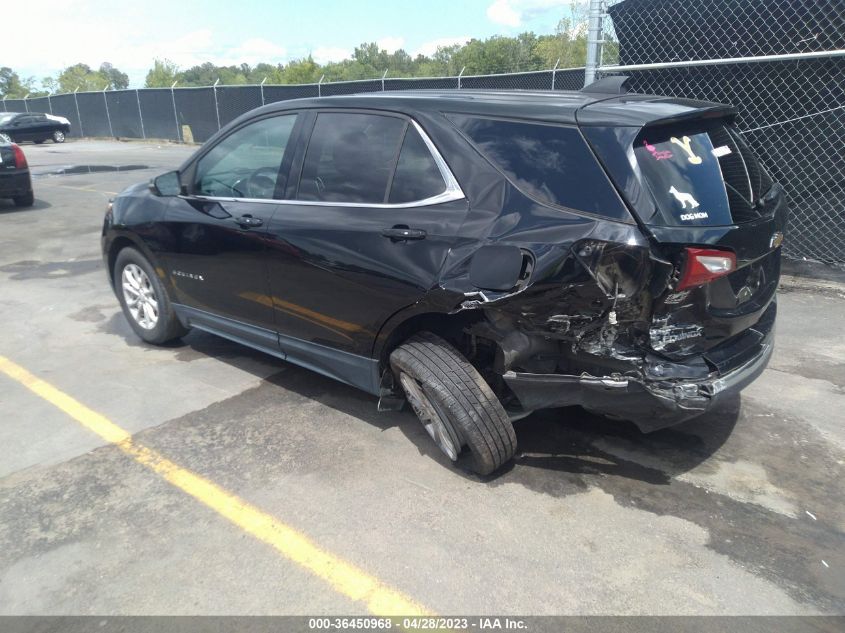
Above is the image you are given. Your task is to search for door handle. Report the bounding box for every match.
[236,214,263,228]
[381,226,427,241]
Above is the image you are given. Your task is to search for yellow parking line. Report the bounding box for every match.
[0,355,430,617]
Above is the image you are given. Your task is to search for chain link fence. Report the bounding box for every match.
[0,67,585,146]
[597,0,845,264]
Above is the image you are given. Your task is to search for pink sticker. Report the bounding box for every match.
[643,139,673,161]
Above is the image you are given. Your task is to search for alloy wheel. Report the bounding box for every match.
[399,372,462,461]
[121,263,159,330]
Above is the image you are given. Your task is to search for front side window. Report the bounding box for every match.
[194,114,296,199]
[297,112,406,204]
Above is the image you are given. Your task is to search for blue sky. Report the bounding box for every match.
[4,0,580,88]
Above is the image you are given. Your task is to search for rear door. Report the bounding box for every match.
[581,113,787,358]
[158,112,301,349]
[263,110,468,379]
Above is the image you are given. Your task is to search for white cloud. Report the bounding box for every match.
[312,47,352,65]
[486,0,576,27]
[377,37,406,53]
[221,38,287,66]
[413,36,472,57]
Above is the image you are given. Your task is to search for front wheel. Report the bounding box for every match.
[114,247,187,344]
[0,133,11,143]
[390,332,517,476]
[52,130,66,143]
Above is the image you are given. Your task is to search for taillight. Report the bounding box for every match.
[676,247,736,290]
[12,144,27,169]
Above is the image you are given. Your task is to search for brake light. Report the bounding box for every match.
[12,144,27,169]
[677,247,736,290]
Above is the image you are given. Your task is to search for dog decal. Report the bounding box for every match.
[669,186,700,209]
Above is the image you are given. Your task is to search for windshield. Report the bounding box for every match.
[634,121,773,226]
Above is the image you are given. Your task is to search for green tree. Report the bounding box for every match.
[57,63,109,92]
[99,63,129,90]
[145,59,179,87]
[0,67,38,98]
[282,57,321,84]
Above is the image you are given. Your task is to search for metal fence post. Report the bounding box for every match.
[458,66,466,89]
[551,58,560,90]
[103,88,114,137]
[136,89,146,139]
[47,93,53,114]
[171,81,181,142]
[318,75,324,97]
[213,78,221,130]
[260,77,267,105]
[2,97,6,112]
[585,0,605,86]
[23,93,30,112]
[381,69,388,91]
[74,88,84,137]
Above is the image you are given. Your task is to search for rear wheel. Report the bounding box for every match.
[114,247,187,344]
[13,191,34,207]
[390,332,517,476]
[52,130,65,143]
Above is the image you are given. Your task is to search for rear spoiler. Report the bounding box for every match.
[642,104,738,129]
[576,88,738,128]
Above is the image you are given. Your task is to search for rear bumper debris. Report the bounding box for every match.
[503,329,774,433]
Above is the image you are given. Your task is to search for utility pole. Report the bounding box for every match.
[585,0,605,87]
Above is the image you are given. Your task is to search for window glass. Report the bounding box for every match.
[298,113,406,204]
[388,126,446,204]
[634,122,773,226]
[195,114,296,199]
[450,115,628,217]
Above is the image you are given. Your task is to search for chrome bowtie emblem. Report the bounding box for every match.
[770,231,784,249]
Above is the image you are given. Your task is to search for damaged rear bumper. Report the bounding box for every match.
[503,329,774,433]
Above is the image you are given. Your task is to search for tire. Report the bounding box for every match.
[13,191,34,207]
[52,130,66,143]
[0,133,11,143]
[390,332,517,476]
[114,247,187,344]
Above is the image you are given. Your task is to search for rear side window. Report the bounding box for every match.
[449,114,629,220]
[298,113,406,204]
[388,126,446,204]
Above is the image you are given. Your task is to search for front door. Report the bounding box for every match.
[159,113,300,349]
[264,111,468,369]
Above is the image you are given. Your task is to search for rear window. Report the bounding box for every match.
[449,115,630,220]
[634,122,773,226]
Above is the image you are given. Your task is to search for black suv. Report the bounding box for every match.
[102,84,787,475]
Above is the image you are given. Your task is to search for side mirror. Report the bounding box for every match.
[151,170,182,197]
